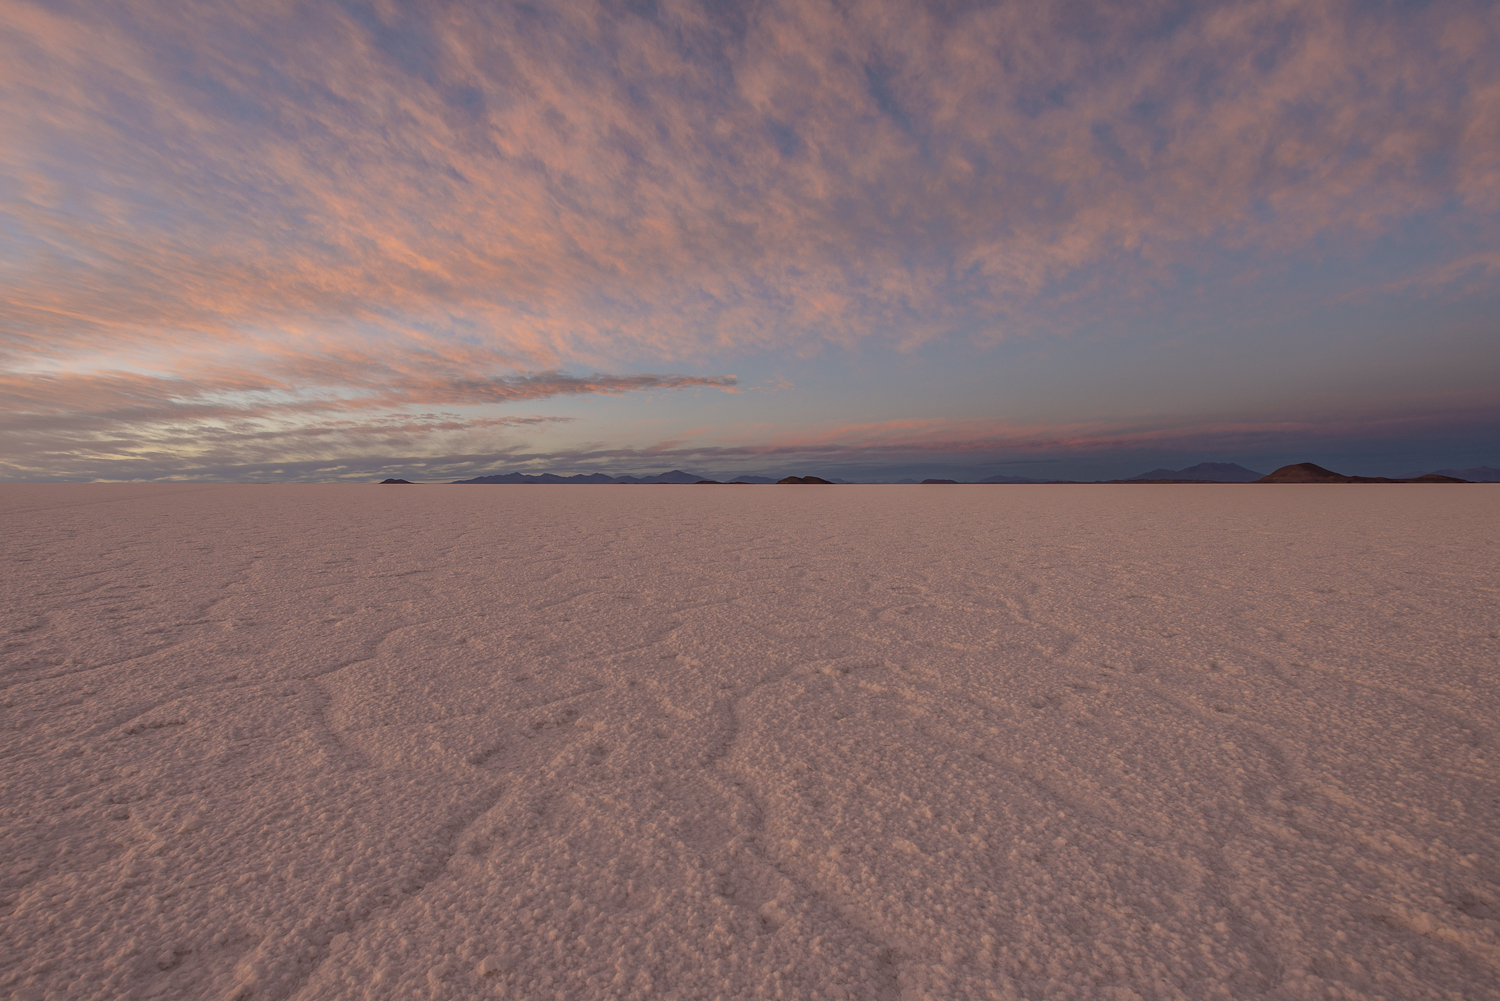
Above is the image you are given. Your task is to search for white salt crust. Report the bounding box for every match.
[1,483,1496,1001]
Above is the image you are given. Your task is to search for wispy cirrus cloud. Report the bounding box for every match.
[4,0,1496,365]
[2,363,738,418]
[0,353,736,480]
[1338,250,1500,303]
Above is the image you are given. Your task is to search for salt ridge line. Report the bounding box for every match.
[1,484,1496,1000]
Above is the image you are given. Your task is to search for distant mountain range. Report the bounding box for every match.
[451,469,793,484]
[1122,461,1488,483]
[1418,466,1499,482]
[456,469,700,484]
[1255,463,1467,484]
[1127,462,1265,482]
[976,473,1048,484]
[452,472,608,484]
[390,461,1495,485]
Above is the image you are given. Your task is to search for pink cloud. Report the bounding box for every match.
[1337,250,1500,302]
[3,0,1495,370]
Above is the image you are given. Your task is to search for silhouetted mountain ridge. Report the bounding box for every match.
[1429,466,1500,482]
[1128,462,1265,482]
[455,469,706,484]
[433,461,1487,485]
[1257,463,1468,483]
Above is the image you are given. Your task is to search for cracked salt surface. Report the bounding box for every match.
[2,484,1497,1001]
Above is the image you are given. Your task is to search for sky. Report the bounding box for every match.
[2,0,1497,483]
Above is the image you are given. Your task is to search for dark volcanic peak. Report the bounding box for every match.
[1128,462,1265,482]
[778,476,833,484]
[1258,463,1469,483]
[1258,462,1348,482]
[379,478,413,484]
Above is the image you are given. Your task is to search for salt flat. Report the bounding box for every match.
[2,484,1496,1001]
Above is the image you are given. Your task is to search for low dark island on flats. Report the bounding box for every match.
[778,476,834,484]
[1256,463,1467,483]
[1109,461,1473,484]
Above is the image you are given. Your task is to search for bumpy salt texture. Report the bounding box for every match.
[2,483,1496,1000]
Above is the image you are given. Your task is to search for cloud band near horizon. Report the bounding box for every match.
[8,395,1494,483]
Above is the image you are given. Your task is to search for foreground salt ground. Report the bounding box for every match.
[2,485,1497,1001]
